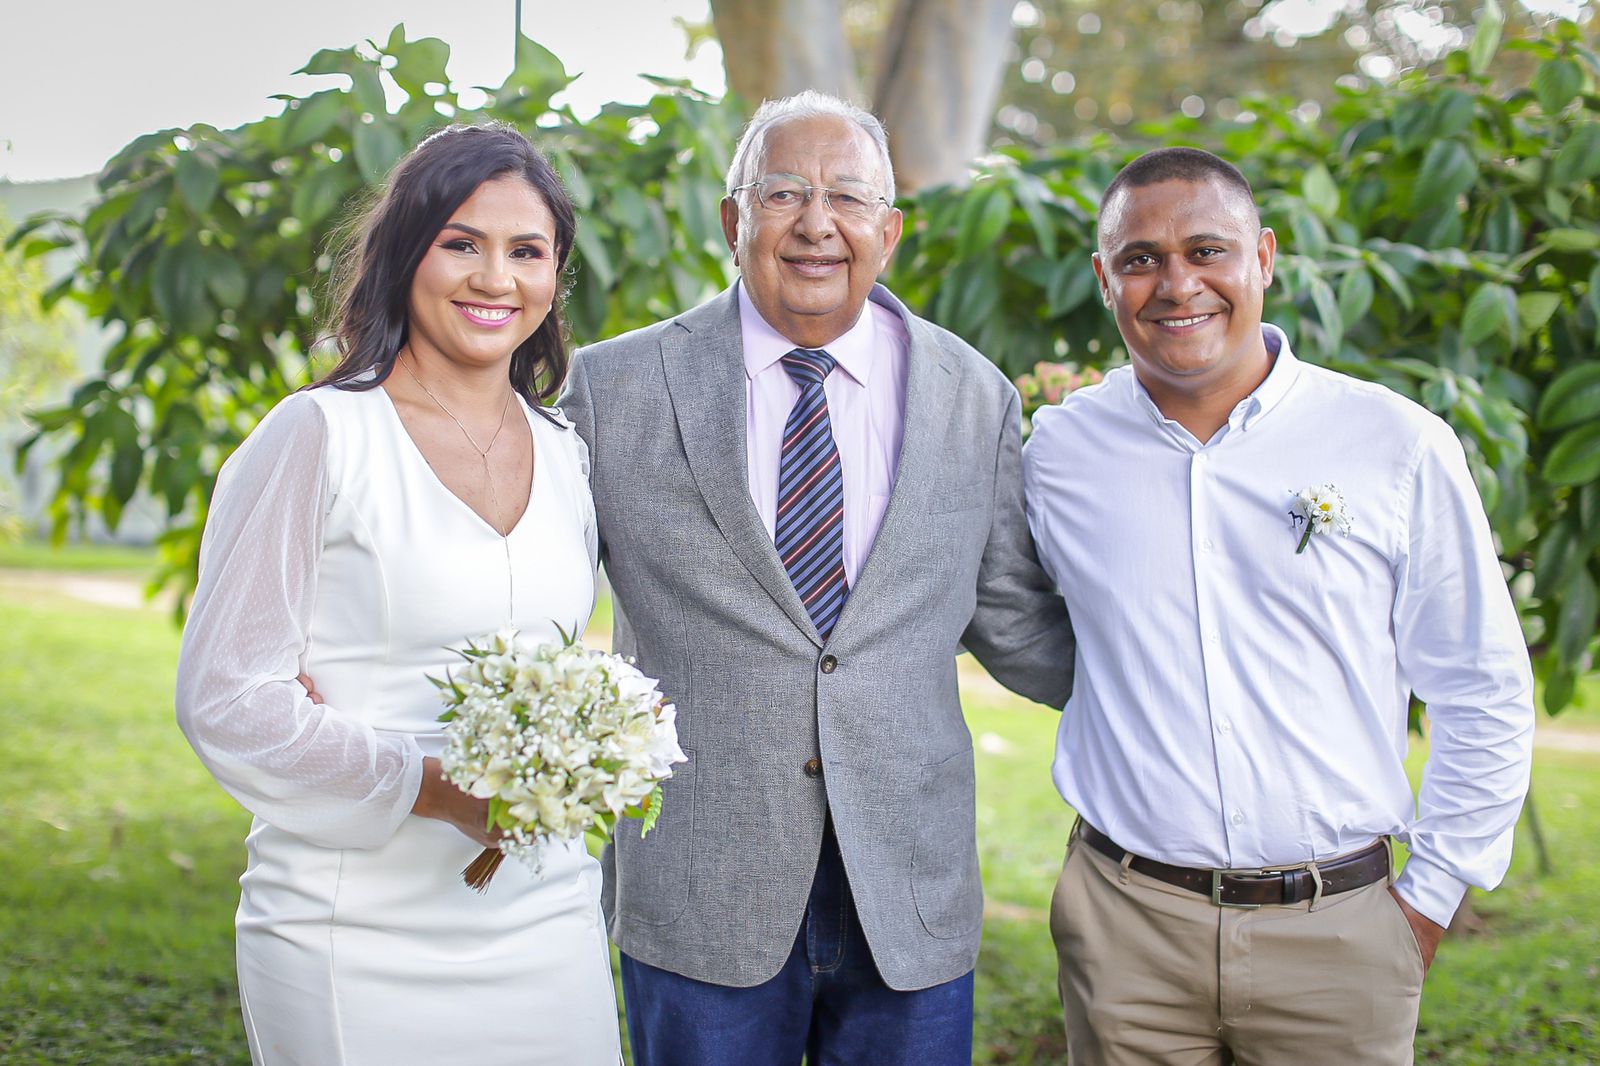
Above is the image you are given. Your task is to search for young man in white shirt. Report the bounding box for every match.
[1022,146,1534,1065]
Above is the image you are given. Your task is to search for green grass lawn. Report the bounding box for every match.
[2,557,1597,1064]
[0,539,156,574]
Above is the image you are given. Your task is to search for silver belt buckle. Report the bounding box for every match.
[1211,867,1267,909]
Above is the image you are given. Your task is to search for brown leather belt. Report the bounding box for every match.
[1079,823,1390,909]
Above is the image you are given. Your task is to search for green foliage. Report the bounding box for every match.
[14,15,1600,717]
[9,26,739,614]
[0,211,78,542]
[887,13,1600,715]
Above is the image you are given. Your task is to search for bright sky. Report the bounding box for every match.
[0,0,725,182]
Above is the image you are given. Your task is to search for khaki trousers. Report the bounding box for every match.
[1050,831,1424,1066]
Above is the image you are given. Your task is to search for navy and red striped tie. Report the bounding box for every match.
[776,348,849,641]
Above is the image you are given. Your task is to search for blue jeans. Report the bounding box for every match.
[620,822,975,1066]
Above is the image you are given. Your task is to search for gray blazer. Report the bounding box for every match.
[560,284,1073,991]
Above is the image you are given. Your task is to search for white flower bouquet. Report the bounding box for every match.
[434,626,686,891]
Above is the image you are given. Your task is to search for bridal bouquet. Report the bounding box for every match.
[434,626,686,891]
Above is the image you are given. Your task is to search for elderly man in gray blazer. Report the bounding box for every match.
[560,90,1074,1065]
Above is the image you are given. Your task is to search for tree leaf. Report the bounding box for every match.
[1364,254,1413,312]
[1555,567,1598,665]
[1045,259,1098,317]
[502,34,575,109]
[1290,207,1328,259]
[150,244,211,335]
[283,90,349,150]
[1302,164,1339,220]
[382,26,451,98]
[1467,0,1504,76]
[353,119,404,181]
[296,47,357,77]
[204,249,249,309]
[571,224,615,291]
[108,408,143,507]
[1430,89,1477,140]
[1542,227,1600,252]
[1337,267,1374,327]
[1543,664,1577,716]
[957,185,1013,259]
[1552,125,1600,186]
[1011,175,1057,259]
[1460,283,1509,345]
[1481,195,1522,255]
[1409,141,1477,215]
[1537,363,1600,429]
[1533,57,1584,115]
[174,152,220,215]
[1543,422,1600,486]
[1390,99,1433,155]
[1309,276,1342,355]
[290,168,350,226]
[1516,290,1562,344]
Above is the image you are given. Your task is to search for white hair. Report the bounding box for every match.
[724,90,896,205]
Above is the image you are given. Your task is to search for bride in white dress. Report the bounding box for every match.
[175,124,622,1065]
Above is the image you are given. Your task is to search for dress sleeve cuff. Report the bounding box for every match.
[385,734,428,838]
[1393,853,1468,928]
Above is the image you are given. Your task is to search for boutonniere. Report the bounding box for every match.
[1288,483,1353,554]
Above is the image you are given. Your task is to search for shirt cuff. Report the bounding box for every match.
[1393,853,1468,928]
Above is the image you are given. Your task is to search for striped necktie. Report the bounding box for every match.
[776,348,849,641]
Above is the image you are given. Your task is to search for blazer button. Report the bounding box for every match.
[803,758,824,778]
[819,655,838,674]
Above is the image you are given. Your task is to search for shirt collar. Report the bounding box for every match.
[737,279,878,387]
[1239,323,1299,430]
[1127,322,1302,437]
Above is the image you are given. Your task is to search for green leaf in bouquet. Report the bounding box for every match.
[638,785,665,838]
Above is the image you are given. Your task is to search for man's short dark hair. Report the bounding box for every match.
[1099,147,1257,220]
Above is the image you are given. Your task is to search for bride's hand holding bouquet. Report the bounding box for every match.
[433,626,687,891]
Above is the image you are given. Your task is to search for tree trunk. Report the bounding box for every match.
[873,0,1016,192]
[708,0,1018,195]
[709,0,860,105]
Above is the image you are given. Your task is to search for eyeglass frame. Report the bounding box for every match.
[729,174,894,218]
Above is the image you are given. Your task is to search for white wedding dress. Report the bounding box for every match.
[176,385,622,1065]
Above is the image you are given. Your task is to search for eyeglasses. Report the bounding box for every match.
[730,175,892,221]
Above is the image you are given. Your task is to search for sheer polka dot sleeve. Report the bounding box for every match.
[176,392,424,849]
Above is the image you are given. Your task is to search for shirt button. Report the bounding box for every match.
[1208,631,1221,644]
[819,655,838,674]
[803,758,823,778]
[1219,720,1233,735]
[1202,538,1215,552]
[1230,810,1245,826]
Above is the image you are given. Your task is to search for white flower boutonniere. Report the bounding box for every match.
[1288,483,1353,554]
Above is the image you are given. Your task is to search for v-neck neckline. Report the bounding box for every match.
[376,383,539,539]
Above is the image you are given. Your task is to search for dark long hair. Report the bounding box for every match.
[316,123,577,406]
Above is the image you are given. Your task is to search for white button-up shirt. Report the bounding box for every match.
[1022,325,1534,927]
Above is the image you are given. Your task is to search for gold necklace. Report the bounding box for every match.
[398,353,520,619]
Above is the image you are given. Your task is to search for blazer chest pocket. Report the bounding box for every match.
[909,748,982,940]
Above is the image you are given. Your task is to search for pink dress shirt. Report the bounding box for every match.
[739,282,909,586]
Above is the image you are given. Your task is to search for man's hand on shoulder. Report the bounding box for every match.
[1389,887,1446,974]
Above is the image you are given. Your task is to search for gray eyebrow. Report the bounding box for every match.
[764,172,875,187]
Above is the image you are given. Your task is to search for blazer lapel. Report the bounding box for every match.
[660,288,822,644]
[838,288,963,622]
